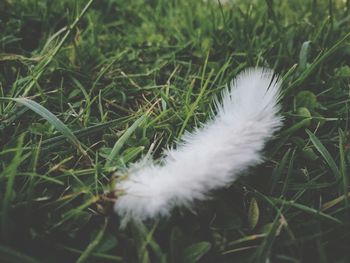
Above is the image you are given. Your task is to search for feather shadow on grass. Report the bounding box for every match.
[114,68,283,223]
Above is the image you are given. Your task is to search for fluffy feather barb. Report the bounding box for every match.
[114,68,282,221]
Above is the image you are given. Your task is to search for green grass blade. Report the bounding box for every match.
[76,219,108,263]
[0,245,42,263]
[55,244,122,262]
[272,198,342,224]
[183,242,211,262]
[105,114,147,168]
[279,118,311,137]
[1,97,84,153]
[306,129,342,180]
[41,118,123,149]
[338,129,348,207]
[270,149,291,194]
[1,135,25,239]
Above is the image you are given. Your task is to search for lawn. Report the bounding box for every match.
[1,0,350,262]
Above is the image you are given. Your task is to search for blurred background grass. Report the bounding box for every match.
[1,0,350,262]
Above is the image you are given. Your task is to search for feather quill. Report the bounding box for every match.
[114,68,282,221]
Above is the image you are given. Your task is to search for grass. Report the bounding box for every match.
[1,0,350,262]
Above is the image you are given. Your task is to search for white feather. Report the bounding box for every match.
[114,68,282,221]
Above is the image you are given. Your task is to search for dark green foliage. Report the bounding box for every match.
[1,0,350,262]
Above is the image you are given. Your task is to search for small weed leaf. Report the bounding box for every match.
[248,197,260,230]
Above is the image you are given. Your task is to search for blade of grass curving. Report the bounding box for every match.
[270,149,291,194]
[281,149,296,196]
[1,97,84,154]
[183,242,211,262]
[41,118,124,149]
[322,193,350,211]
[0,245,42,263]
[105,114,147,168]
[279,118,312,137]
[306,129,341,180]
[272,198,342,224]
[16,172,64,185]
[76,218,108,263]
